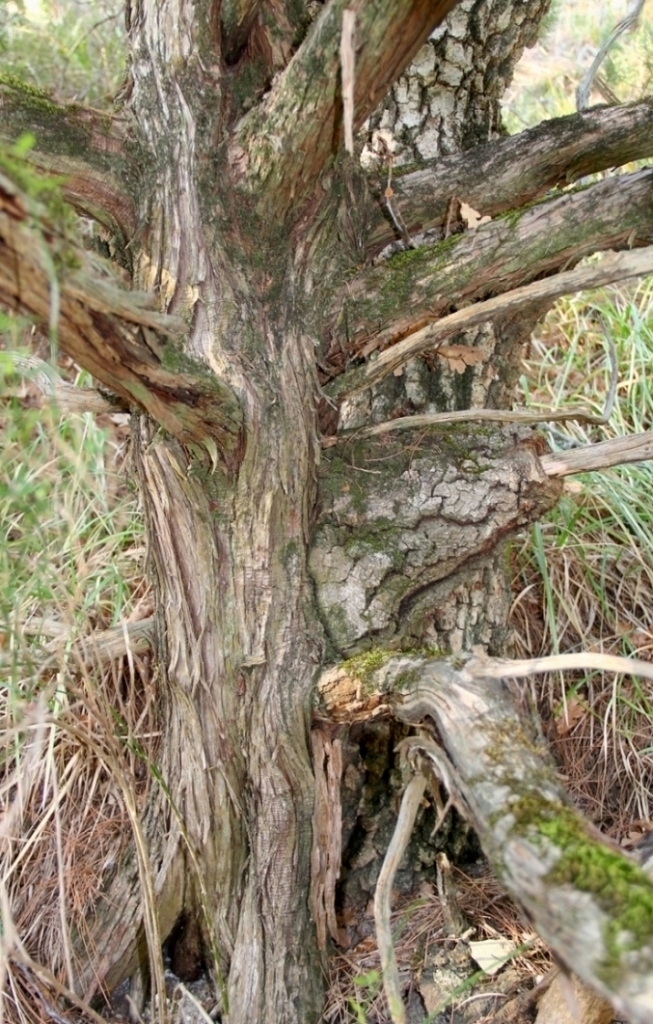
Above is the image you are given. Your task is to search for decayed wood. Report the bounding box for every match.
[310,728,343,951]
[330,167,653,362]
[231,0,460,223]
[0,171,243,452]
[366,99,653,253]
[329,246,653,400]
[316,654,653,1024]
[541,431,653,477]
[0,79,134,235]
[6,353,127,414]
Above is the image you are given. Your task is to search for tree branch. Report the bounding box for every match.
[366,99,653,254]
[0,171,243,455]
[230,0,460,223]
[329,245,653,400]
[4,352,127,414]
[541,431,653,477]
[0,76,135,237]
[328,167,653,369]
[316,654,653,1024]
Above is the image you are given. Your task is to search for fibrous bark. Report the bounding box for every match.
[4,0,653,1021]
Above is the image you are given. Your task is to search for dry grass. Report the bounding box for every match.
[0,330,158,1023]
[511,278,653,841]
[324,867,550,1024]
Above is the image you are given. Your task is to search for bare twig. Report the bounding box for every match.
[577,0,647,110]
[466,651,653,686]
[374,771,426,1024]
[541,430,653,477]
[335,246,653,399]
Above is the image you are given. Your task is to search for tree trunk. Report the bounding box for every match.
[5,0,653,1021]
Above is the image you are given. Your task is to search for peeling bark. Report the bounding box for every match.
[0,173,242,450]
[329,167,653,361]
[5,0,653,1021]
[317,655,653,1024]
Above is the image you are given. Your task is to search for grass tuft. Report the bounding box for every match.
[512,278,653,833]
[0,327,156,1021]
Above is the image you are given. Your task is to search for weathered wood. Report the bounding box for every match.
[542,431,653,477]
[329,246,653,400]
[328,167,653,363]
[316,655,653,1024]
[366,99,653,253]
[0,172,243,452]
[231,0,461,223]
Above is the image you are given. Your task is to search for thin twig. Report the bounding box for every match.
[374,772,426,1024]
[577,0,647,110]
[466,651,653,685]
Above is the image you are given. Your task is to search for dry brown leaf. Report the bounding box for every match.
[555,696,587,737]
[460,200,491,229]
[437,344,485,374]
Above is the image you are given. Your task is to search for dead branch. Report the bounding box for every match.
[465,650,653,685]
[329,167,653,366]
[541,431,653,477]
[374,770,426,1024]
[6,352,127,414]
[21,616,154,667]
[316,654,653,1024]
[329,246,652,400]
[0,170,243,454]
[366,99,653,253]
[231,0,460,223]
[0,79,135,236]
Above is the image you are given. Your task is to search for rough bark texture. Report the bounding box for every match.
[362,0,550,164]
[310,428,561,653]
[365,98,653,253]
[317,656,653,1024]
[4,0,653,1021]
